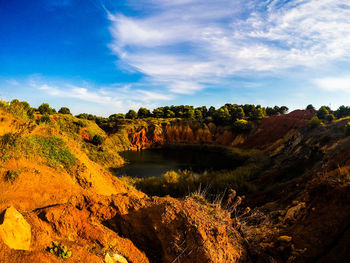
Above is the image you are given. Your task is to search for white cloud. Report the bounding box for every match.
[108,0,350,94]
[314,75,350,93]
[30,80,174,113]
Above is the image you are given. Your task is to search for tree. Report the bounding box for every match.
[92,134,105,146]
[165,109,175,118]
[208,106,216,117]
[306,104,315,110]
[233,119,251,132]
[109,113,125,121]
[317,106,329,120]
[194,109,203,121]
[251,108,265,120]
[152,108,164,118]
[125,110,137,119]
[38,103,55,115]
[279,106,289,114]
[137,107,151,118]
[58,107,71,115]
[213,107,231,125]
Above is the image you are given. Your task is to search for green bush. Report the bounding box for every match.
[4,170,19,183]
[309,116,322,128]
[39,114,51,124]
[38,103,55,115]
[27,136,77,169]
[48,241,72,259]
[92,134,105,146]
[0,99,35,121]
[58,107,71,115]
[74,119,87,127]
[233,119,252,132]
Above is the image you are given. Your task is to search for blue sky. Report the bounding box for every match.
[1,0,350,116]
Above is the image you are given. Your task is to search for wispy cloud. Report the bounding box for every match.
[28,78,174,113]
[314,75,350,93]
[108,0,350,94]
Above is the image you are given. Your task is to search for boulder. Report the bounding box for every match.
[105,252,128,263]
[0,206,31,250]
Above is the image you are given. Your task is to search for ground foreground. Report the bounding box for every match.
[1,109,350,262]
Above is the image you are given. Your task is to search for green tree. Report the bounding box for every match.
[233,119,252,132]
[58,107,71,115]
[109,113,125,121]
[194,109,203,121]
[137,107,151,118]
[279,106,289,114]
[317,106,329,120]
[92,134,105,146]
[306,104,315,110]
[125,110,137,119]
[214,107,231,125]
[165,109,175,118]
[152,108,164,118]
[38,103,55,115]
[251,108,265,120]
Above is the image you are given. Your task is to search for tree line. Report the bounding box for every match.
[5,99,350,132]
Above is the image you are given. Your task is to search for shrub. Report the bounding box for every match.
[92,134,105,146]
[5,170,19,183]
[317,106,329,120]
[38,103,55,115]
[48,241,72,259]
[306,104,315,110]
[233,119,252,133]
[125,110,137,119]
[39,114,51,124]
[58,107,71,115]
[309,116,322,129]
[74,120,87,127]
[162,171,180,184]
[28,136,77,169]
[345,122,350,136]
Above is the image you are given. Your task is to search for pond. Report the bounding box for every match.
[115,147,242,178]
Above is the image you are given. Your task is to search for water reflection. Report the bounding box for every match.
[115,147,240,178]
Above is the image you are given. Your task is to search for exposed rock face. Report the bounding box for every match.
[107,196,245,263]
[123,110,314,152]
[0,206,31,250]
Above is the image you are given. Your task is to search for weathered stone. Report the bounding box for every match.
[105,252,128,263]
[0,206,31,250]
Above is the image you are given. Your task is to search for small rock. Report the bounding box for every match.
[105,252,128,263]
[278,235,292,243]
[0,206,31,250]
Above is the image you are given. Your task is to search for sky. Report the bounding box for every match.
[1,0,350,116]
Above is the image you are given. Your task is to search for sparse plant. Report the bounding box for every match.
[5,170,19,183]
[39,114,51,124]
[48,241,72,259]
[309,116,322,129]
[74,119,86,127]
[92,134,105,146]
